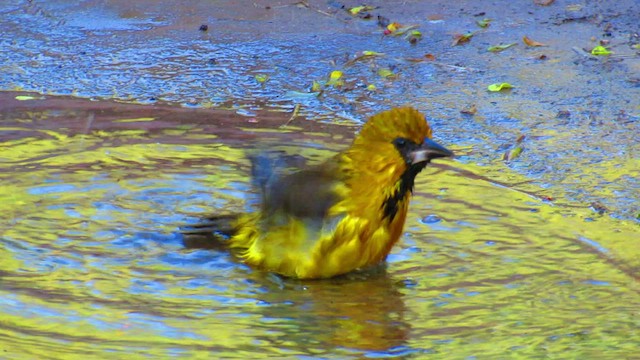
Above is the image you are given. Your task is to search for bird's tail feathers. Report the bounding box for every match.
[180,214,239,250]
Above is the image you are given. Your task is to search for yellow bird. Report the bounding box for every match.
[185,107,453,279]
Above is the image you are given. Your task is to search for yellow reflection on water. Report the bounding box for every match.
[0,104,638,359]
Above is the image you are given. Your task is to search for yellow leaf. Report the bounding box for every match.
[329,70,343,81]
[311,80,322,92]
[591,46,612,56]
[326,70,344,86]
[392,24,419,37]
[452,32,475,46]
[377,68,396,79]
[15,95,39,101]
[387,22,400,33]
[366,84,377,91]
[254,74,269,83]
[349,5,375,15]
[487,83,513,91]
[523,36,546,47]
[362,50,384,56]
[487,43,517,52]
[349,6,365,15]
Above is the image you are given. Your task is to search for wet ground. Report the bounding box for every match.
[1,0,639,359]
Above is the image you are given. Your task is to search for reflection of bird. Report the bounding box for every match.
[184,107,453,279]
[249,271,410,353]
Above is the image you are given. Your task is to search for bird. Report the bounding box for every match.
[183,107,453,279]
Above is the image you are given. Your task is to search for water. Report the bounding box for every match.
[1,96,638,359]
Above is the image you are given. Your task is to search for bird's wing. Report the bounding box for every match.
[265,168,341,219]
[250,154,343,221]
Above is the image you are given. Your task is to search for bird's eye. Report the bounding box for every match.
[394,138,407,147]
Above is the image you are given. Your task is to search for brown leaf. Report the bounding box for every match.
[523,36,547,47]
[452,32,475,46]
[405,54,435,63]
[460,104,477,115]
[534,0,554,5]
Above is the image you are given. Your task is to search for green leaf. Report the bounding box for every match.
[349,5,375,15]
[487,43,517,52]
[254,74,269,83]
[591,46,612,56]
[377,68,396,79]
[487,83,513,92]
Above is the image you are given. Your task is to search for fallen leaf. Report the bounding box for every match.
[406,30,422,44]
[534,0,554,5]
[523,36,546,47]
[344,51,385,67]
[565,4,583,11]
[326,70,344,86]
[476,18,492,28]
[377,68,396,79]
[460,104,477,115]
[406,54,435,62]
[283,104,302,127]
[487,82,513,91]
[348,5,376,15]
[591,46,612,55]
[632,44,640,50]
[15,95,41,101]
[487,43,517,52]
[452,32,475,46]
[503,134,526,161]
[385,22,401,35]
[391,24,419,37]
[254,74,269,83]
[503,145,523,161]
[311,80,322,92]
[366,84,377,91]
[427,14,443,21]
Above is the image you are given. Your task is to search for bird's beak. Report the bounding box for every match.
[410,138,454,164]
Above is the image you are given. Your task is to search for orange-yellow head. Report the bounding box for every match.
[344,107,453,219]
[351,107,452,168]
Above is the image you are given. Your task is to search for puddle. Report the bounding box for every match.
[1,94,638,358]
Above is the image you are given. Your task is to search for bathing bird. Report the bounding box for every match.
[183,107,453,279]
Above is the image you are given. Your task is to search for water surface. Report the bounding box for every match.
[1,95,638,358]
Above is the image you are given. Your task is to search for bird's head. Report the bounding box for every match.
[351,107,453,170]
[341,107,453,220]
